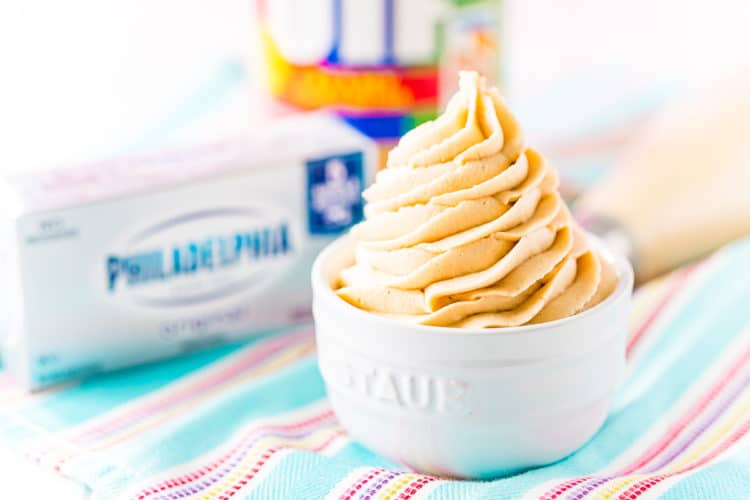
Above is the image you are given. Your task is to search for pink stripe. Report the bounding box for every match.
[539,477,592,500]
[559,345,750,500]
[76,330,313,442]
[619,413,750,499]
[335,468,438,500]
[541,327,750,500]
[399,476,440,500]
[627,264,698,358]
[617,340,750,475]
[339,468,388,500]
[133,408,338,499]
[42,330,314,469]
[148,430,347,500]
[214,449,281,500]
[142,447,281,500]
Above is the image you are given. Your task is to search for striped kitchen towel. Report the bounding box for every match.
[2,236,750,499]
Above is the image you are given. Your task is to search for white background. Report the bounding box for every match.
[0,1,749,496]
[1,0,749,175]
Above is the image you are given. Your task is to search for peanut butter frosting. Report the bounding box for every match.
[336,71,617,327]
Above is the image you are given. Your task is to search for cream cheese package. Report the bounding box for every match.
[0,114,376,389]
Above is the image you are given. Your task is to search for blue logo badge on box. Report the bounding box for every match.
[307,152,364,235]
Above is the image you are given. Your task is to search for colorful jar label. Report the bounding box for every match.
[256,0,501,141]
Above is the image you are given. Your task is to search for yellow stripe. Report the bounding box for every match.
[628,273,674,330]
[43,341,315,469]
[87,343,314,451]
[590,475,643,500]
[660,389,750,473]
[374,473,420,500]
[585,388,750,499]
[196,426,344,499]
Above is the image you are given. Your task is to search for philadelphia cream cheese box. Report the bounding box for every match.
[0,114,376,389]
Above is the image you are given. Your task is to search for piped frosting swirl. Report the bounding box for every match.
[336,71,617,328]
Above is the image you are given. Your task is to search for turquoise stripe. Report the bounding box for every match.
[430,245,750,498]
[85,354,325,496]
[332,441,401,470]
[6,329,302,437]
[0,339,255,442]
[0,59,245,425]
[661,451,750,499]
[248,448,362,500]
[255,444,422,500]
[619,239,750,410]
[3,237,749,499]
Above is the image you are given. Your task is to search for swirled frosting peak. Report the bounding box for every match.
[336,71,617,328]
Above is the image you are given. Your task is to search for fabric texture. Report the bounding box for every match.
[2,237,750,499]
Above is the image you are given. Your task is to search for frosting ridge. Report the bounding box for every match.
[336,71,617,328]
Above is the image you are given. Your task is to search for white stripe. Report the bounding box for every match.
[633,358,750,475]
[0,441,88,500]
[85,330,311,433]
[594,409,750,500]
[650,426,750,499]
[590,387,750,499]
[522,257,731,500]
[325,466,377,500]
[522,478,576,500]
[117,399,333,500]
[615,259,734,414]
[0,379,74,416]
[606,325,750,474]
[522,323,750,500]
[229,447,292,498]
[21,339,318,461]
[624,273,683,362]
[320,434,352,457]
[412,478,445,499]
[623,256,722,381]
[23,330,313,457]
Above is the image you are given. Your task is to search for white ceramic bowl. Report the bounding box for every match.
[312,235,633,479]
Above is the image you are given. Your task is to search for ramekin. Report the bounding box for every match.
[312,235,633,479]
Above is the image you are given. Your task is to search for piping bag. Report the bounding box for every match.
[576,70,750,282]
